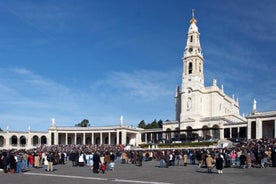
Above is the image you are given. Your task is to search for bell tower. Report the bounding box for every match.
[180,9,205,121]
[182,9,204,92]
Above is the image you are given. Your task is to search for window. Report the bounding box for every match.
[199,63,201,72]
[188,62,193,74]
[190,35,193,42]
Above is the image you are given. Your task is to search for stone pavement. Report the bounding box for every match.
[0,160,275,184]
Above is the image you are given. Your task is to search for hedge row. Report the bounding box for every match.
[139,141,216,149]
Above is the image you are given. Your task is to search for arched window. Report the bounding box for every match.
[86,137,91,145]
[41,136,47,145]
[0,136,5,147]
[11,135,18,146]
[166,128,172,142]
[186,126,192,141]
[105,136,108,144]
[202,126,210,140]
[20,136,26,146]
[190,35,193,42]
[67,137,72,145]
[77,137,82,145]
[32,135,39,146]
[188,62,193,74]
[212,125,220,139]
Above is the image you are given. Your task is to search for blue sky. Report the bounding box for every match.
[0,0,275,131]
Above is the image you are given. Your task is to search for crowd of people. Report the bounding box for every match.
[0,138,275,175]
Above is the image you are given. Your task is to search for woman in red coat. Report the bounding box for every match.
[28,153,34,168]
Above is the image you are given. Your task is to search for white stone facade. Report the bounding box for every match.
[163,12,248,141]
[0,124,142,150]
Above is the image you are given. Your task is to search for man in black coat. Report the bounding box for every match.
[272,148,276,167]
[215,154,224,174]
[93,152,101,173]
[2,152,9,173]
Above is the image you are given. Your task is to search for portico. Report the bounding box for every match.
[48,124,140,146]
[247,111,276,139]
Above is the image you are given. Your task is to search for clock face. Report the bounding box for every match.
[189,47,193,52]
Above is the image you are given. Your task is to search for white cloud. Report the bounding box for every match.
[91,70,177,102]
[0,68,178,130]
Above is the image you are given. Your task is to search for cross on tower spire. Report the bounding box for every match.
[190,9,197,24]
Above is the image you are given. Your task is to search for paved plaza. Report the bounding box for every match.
[0,159,275,184]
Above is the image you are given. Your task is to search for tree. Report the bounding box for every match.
[150,119,159,129]
[138,119,163,129]
[75,119,90,127]
[138,120,146,128]
[158,119,163,128]
[0,127,2,132]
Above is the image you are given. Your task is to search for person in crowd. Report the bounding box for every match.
[271,148,276,167]
[215,154,224,174]
[42,152,49,171]
[159,151,165,168]
[104,152,111,171]
[196,150,203,168]
[239,152,246,169]
[206,154,214,173]
[137,151,143,166]
[164,151,170,168]
[183,150,188,166]
[0,151,4,171]
[78,151,86,166]
[9,152,16,173]
[60,152,65,165]
[121,151,127,164]
[28,152,34,168]
[109,152,115,171]
[22,152,29,169]
[169,151,174,166]
[100,162,106,173]
[47,152,54,172]
[16,152,23,173]
[230,151,236,166]
[246,152,252,168]
[34,151,40,168]
[69,151,77,167]
[3,152,9,173]
[92,151,101,173]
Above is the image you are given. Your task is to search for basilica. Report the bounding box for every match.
[0,11,276,150]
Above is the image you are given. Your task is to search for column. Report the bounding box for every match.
[145,133,147,143]
[100,132,102,144]
[121,130,126,145]
[27,131,31,148]
[247,120,252,139]
[65,133,68,145]
[274,120,276,138]
[256,118,262,139]
[108,132,111,145]
[91,132,94,144]
[237,127,240,138]
[74,132,77,144]
[135,134,138,146]
[229,128,232,139]
[116,131,119,145]
[83,133,86,145]
[220,128,224,140]
[54,132,58,145]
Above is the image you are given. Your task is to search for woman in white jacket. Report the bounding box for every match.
[42,152,49,171]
